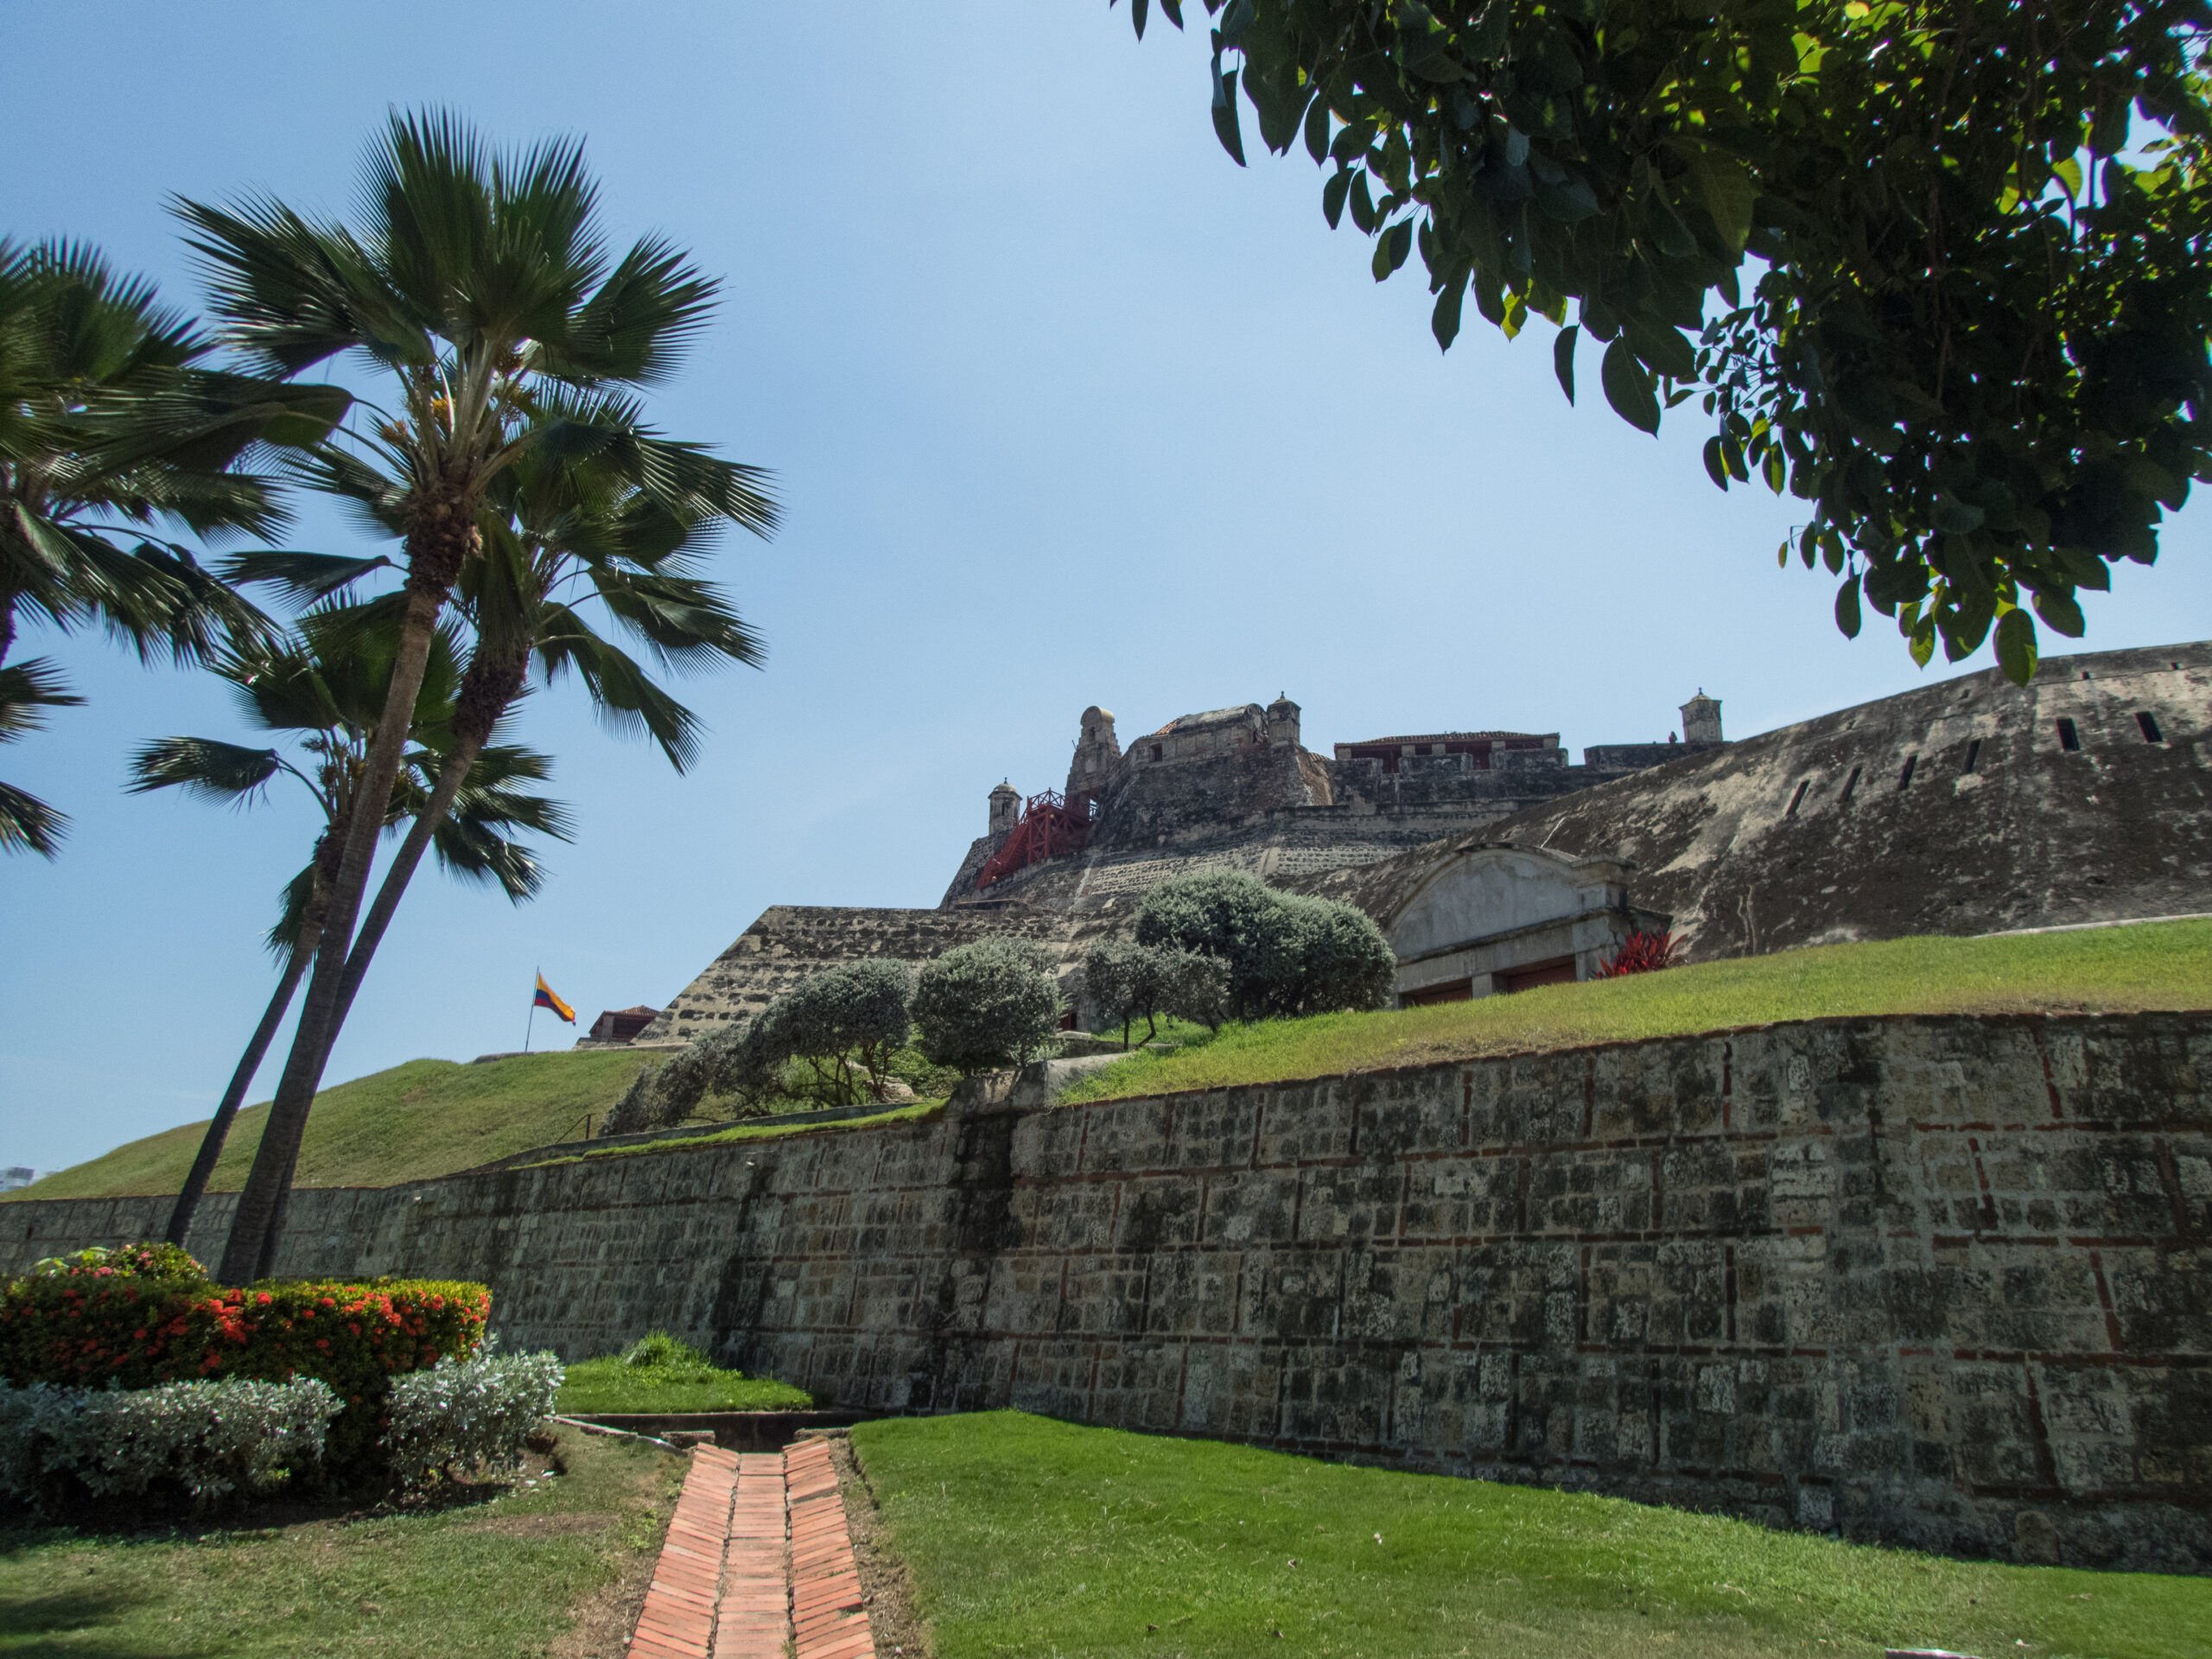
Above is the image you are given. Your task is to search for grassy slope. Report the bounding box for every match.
[0,1424,683,1658]
[855,1412,2210,1659]
[1063,919,2212,1104]
[554,1356,814,1414]
[8,1050,652,1202]
[22,923,2212,1203]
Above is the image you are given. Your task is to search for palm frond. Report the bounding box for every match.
[126,735,283,804]
[266,862,319,959]
[533,603,702,771]
[0,779,67,857]
[429,811,549,901]
[0,658,85,743]
[222,549,398,603]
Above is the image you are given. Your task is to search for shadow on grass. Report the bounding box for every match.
[0,1587,225,1658]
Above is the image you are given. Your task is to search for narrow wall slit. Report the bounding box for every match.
[2138,711,2164,743]
[1787,780,1810,817]
[1961,739,1981,775]
[2056,717,2082,752]
[1897,753,1918,790]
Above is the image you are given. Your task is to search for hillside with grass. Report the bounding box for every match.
[1063,919,2212,1104]
[18,922,2211,1203]
[6,1050,653,1202]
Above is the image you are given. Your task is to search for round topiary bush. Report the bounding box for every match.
[912,938,1063,1073]
[1135,871,1394,1020]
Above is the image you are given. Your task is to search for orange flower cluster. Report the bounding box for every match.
[0,1274,488,1402]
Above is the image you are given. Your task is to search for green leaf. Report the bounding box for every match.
[2032,588,2087,638]
[2051,155,2084,199]
[1433,275,1468,352]
[1211,64,1247,166]
[1132,0,1149,38]
[2053,544,2112,591]
[1553,325,1577,404]
[1305,99,1332,165]
[1703,435,1729,489]
[1350,170,1377,233]
[1323,168,1351,229]
[1600,340,1660,435]
[1373,219,1414,280]
[1688,150,1758,255]
[1624,317,1697,382]
[1910,617,1936,667]
[1834,573,1862,639]
[1994,607,2038,685]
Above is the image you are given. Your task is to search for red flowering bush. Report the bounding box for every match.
[1592,931,1687,978]
[0,1274,489,1478]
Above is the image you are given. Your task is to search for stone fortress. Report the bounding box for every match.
[637,640,2212,1042]
[10,639,2209,1571]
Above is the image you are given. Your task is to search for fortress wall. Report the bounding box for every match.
[636,904,1072,1041]
[1480,643,2212,956]
[7,1010,2209,1570]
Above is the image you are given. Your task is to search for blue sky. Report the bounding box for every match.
[5,2,2207,1176]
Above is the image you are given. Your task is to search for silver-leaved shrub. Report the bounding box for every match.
[0,1376,339,1506]
[383,1346,564,1487]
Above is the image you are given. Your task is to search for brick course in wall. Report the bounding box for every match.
[5,1011,2207,1570]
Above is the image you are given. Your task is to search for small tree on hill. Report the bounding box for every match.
[1083,938,1230,1046]
[754,960,914,1105]
[1135,870,1395,1020]
[912,938,1063,1074]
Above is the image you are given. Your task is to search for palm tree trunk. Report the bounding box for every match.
[322,643,529,1061]
[217,563,461,1283]
[165,926,316,1247]
[328,740,475,1039]
[252,1140,302,1282]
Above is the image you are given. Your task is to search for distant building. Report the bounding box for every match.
[586,1006,661,1045]
[0,1167,35,1192]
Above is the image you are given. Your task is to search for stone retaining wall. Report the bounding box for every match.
[5,1011,2207,1570]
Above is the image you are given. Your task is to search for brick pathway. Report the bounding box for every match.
[625,1438,876,1659]
[787,1438,873,1659]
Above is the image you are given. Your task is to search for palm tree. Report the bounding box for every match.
[127,607,569,1247]
[230,416,764,1150]
[0,238,349,853]
[177,111,775,1281]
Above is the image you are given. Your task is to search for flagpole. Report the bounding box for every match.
[524,966,537,1054]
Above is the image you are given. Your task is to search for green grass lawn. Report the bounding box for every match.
[1062,919,2212,1105]
[554,1334,813,1414]
[0,1422,683,1657]
[853,1412,2211,1659]
[524,1099,942,1172]
[6,1051,655,1203]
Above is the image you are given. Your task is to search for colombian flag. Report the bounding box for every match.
[533,973,575,1023]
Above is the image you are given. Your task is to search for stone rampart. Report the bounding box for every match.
[5,1011,2207,1570]
[1304,642,2212,958]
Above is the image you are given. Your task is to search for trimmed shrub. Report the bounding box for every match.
[30,1243,206,1282]
[1295,898,1399,1014]
[1135,871,1395,1020]
[0,1273,489,1475]
[383,1344,564,1488]
[0,1375,340,1510]
[912,938,1063,1073]
[1084,939,1230,1046]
